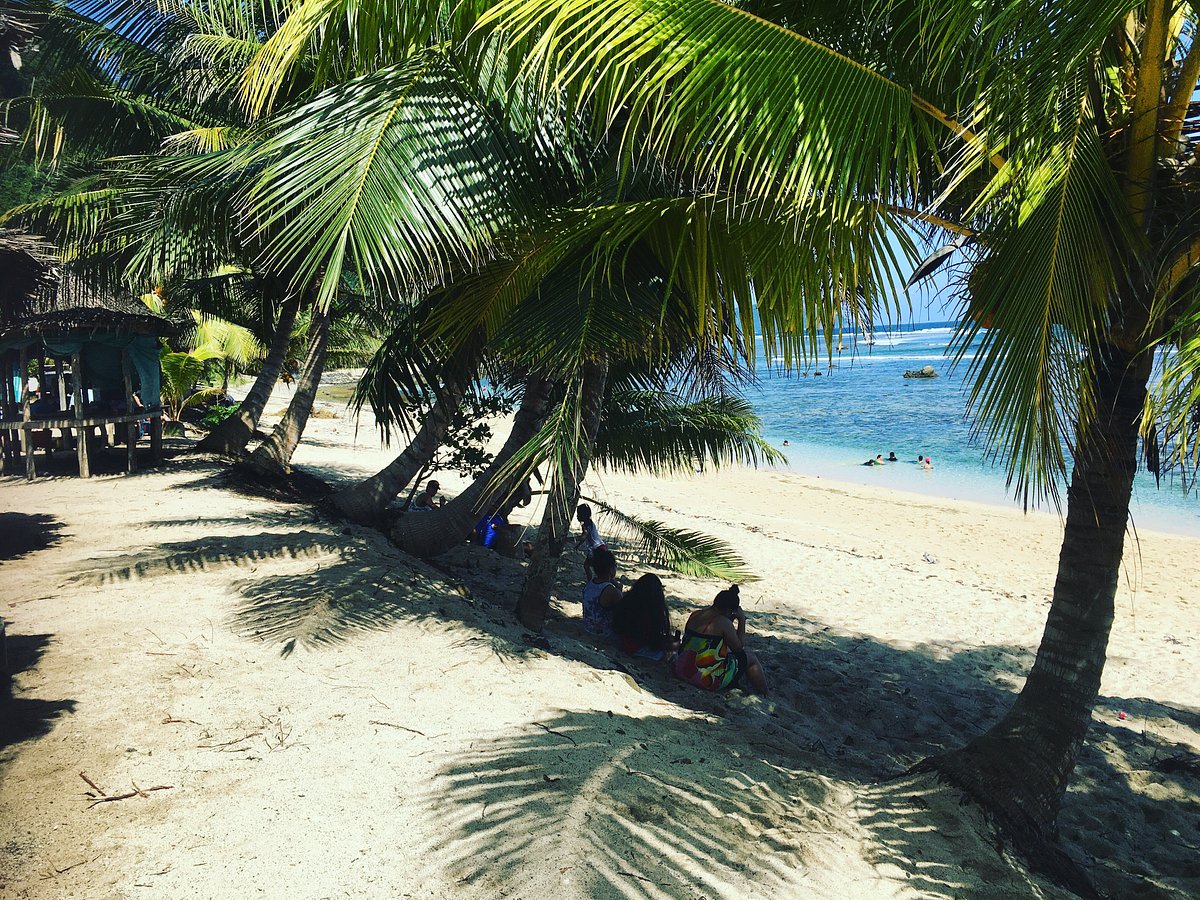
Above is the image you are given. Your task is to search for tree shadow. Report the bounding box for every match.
[0,633,77,760]
[429,709,843,898]
[855,773,1054,898]
[63,525,504,661]
[66,531,347,589]
[1055,706,1200,896]
[59,509,1198,896]
[145,509,321,530]
[0,513,65,561]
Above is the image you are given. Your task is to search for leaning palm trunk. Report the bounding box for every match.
[197,293,302,457]
[517,358,608,631]
[330,347,479,525]
[245,303,331,475]
[919,342,1153,886]
[389,371,554,558]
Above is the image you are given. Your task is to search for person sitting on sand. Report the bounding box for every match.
[614,574,677,661]
[575,503,607,580]
[582,548,621,638]
[411,479,443,511]
[673,585,768,695]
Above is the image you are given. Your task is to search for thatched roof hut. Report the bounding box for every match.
[0,230,174,341]
[0,230,173,478]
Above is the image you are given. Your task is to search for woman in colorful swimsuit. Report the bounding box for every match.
[673,585,768,694]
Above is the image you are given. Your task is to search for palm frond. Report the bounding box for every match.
[237,50,520,307]
[474,0,928,213]
[594,390,784,475]
[583,495,756,582]
[950,113,1141,508]
[242,0,449,116]
[427,193,914,377]
[1148,297,1200,478]
[189,311,267,365]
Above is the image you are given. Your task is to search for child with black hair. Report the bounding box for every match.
[582,548,621,638]
[575,503,606,580]
[613,573,677,661]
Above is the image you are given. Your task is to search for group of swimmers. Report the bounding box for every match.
[863,452,934,469]
[575,505,769,696]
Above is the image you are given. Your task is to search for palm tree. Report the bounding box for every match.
[243,298,331,474]
[464,0,1200,879]
[329,311,487,523]
[196,289,302,456]
[390,369,558,556]
[5,2,524,473]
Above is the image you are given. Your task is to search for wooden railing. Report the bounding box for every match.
[1,409,164,479]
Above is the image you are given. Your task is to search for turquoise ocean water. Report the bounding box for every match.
[746,321,1200,537]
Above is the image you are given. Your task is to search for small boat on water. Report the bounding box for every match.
[903,365,939,379]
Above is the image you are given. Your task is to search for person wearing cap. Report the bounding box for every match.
[411,479,444,510]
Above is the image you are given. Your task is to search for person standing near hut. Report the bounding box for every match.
[21,372,39,405]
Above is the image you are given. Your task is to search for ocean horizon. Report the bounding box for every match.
[747,320,1200,537]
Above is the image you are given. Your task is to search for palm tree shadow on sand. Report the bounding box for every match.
[0,512,65,561]
[1,633,77,760]
[425,710,852,898]
[66,526,477,659]
[59,516,1200,896]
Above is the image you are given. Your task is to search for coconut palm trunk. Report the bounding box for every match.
[330,342,482,525]
[922,342,1153,866]
[390,370,554,558]
[516,357,608,631]
[245,302,331,475]
[197,292,302,457]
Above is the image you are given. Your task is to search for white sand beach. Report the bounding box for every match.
[2,391,1198,898]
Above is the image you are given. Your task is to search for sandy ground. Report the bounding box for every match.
[2,387,1199,899]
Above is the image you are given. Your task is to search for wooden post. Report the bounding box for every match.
[0,352,9,474]
[151,414,162,462]
[122,348,137,474]
[56,355,71,456]
[72,351,89,478]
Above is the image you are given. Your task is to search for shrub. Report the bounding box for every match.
[200,402,240,430]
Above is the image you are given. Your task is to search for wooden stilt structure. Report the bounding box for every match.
[122,348,137,474]
[72,350,89,478]
[1,232,172,479]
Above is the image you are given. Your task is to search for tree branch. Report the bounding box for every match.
[1164,26,1200,145]
[1126,0,1171,225]
[910,96,1005,171]
[886,205,975,236]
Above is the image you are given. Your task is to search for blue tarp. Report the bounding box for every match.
[33,334,161,405]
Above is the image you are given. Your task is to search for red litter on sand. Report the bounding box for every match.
[1118,711,1128,720]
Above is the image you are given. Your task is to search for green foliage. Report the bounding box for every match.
[582,495,754,582]
[0,162,57,214]
[159,348,223,430]
[594,390,784,475]
[200,401,240,430]
[435,392,513,479]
